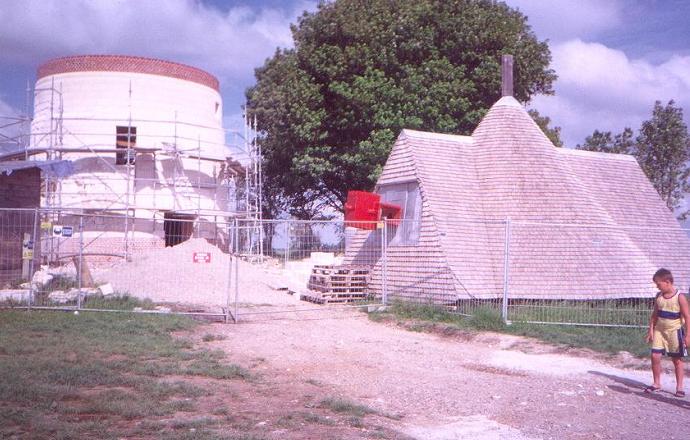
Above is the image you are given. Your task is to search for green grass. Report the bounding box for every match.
[319,397,377,417]
[43,274,79,292]
[202,333,227,342]
[0,298,407,439]
[82,293,156,310]
[373,301,649,358]
[0,298,253,438]
[506,298,653,327]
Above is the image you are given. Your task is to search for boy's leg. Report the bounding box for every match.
[651,352,662,388]
[671,357,684,392]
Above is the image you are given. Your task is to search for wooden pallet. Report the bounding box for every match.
[300,291,370,304]
[311,265,370,276]
[303,264,371,304]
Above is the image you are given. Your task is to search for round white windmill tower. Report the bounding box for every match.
[30,55,240,251]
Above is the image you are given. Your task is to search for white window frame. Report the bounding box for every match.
[377,181,421,246]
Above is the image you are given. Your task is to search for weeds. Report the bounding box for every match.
[319,397,377,417]
[202,333,227,342]
[0,301,252,438]
[373,301,649,357]
[83,293,156,310]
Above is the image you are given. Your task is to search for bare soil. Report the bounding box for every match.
[88,240,690,438]
[197,307,690,440]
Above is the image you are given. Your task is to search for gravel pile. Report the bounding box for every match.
[95,238,302,308]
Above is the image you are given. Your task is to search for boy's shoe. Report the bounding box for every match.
[644,385,661,393]
[675,390,686,398]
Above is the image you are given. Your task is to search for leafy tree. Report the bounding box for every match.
[577,101,690,219]
[528,109,562,147]
[635,100,690,217]
[247,0,556,218]
[577,127,634,154]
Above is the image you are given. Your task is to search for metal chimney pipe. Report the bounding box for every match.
[501,54,514,97]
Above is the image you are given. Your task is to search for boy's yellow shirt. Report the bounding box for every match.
[655,290,683,332]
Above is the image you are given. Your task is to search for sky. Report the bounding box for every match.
[0,0,689,152]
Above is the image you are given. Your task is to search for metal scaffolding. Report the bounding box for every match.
[0,82,263,262]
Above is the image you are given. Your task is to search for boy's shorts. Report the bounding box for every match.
[651,327,687,357]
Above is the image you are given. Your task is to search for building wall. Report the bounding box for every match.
[30,56,232,218]
[0,168,40,208]
[0,168,40,281]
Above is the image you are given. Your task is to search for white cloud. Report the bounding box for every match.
[0,0,315,81]
[0,96,27,153]
[506,0,623,42]
[530,39,690,147]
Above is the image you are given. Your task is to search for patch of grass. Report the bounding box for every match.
[170,417,217,430]
[507,322,648,357]
[166,399,198,413]
[388,301,460,324]
[305,378,323,387]
[44,274,79,292]
[346,416,364,427]
[202,333,227,342]
[372,300,649,358]
[302,412,336,426]
[78,389,171,419]
[319,397,377,417]
[468,307,506,331]
[184,360,252,380]
[83,293,156,310]
[135,380,207,399]
[0,307,253,438]
[212,406,229,416]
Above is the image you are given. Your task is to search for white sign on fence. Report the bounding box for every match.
[192,252,211,263]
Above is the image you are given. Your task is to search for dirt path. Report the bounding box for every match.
[203,307,690,440]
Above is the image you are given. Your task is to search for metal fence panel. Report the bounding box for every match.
[3,209,687,328]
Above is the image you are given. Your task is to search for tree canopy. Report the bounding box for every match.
[577,100,690,219]
[246,0,556,218]
[528,109,562,147]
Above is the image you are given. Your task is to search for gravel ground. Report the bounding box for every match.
[203,308,690,440]
[92,241,690,438]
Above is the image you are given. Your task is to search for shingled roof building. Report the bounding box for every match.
[345,95,690,302]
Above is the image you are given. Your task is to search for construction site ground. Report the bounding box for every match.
[199,307,690,439]
[23,238,690,438]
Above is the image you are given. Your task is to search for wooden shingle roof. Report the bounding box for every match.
[377,96,690,299]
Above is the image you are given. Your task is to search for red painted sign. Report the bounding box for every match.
[192,252,211,263]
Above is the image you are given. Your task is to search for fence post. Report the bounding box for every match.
[226,222,233,323]
[77,215,84,310]
[284,219,290,268]
[501,217,511,323]
[234,224,239,323]
[28,208,39,310]
[382,220,388,306]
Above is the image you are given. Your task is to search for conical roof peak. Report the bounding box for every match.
[472,95,551,148]
[492,95,522,108]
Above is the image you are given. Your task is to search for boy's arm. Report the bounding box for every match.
[646,301,659,343]
[678,293,690,348]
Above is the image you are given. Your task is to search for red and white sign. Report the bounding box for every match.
[192,252,211,263]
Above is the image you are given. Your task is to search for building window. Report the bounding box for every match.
[377,182,421,246]
[116,126,136,165]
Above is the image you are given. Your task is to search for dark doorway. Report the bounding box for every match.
[163,212,195,247]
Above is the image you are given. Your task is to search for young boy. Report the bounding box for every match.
[645,268,690,397]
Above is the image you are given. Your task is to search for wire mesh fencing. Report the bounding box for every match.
[502,220,690,327]
[231,219,385,314]
[0,208,234,320]
[2,210,688,328]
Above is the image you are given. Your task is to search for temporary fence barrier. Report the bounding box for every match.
[2,208,688,328]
